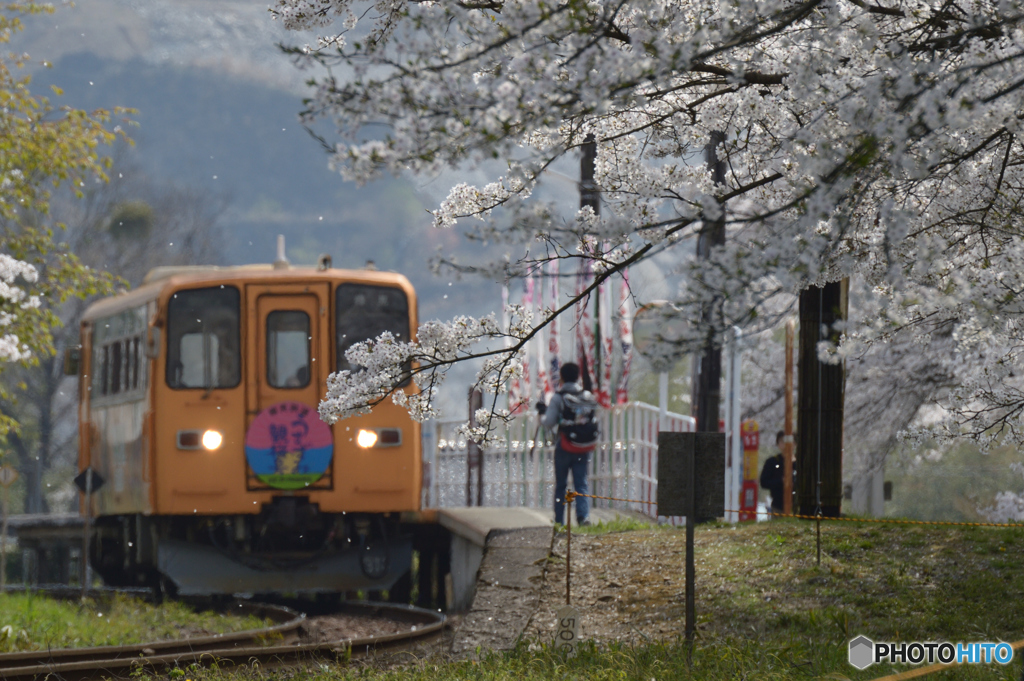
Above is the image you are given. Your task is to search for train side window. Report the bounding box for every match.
[110,341,123,394]
[89,306,150,402]
[100,345,110,395]
[336,284,410,383]
[131,337,140,390]
[166,286,241,390]
[266,310,310,388]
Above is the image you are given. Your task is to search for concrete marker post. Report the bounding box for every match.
[554,604,579,658]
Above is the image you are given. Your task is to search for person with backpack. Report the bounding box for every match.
[536,362,598,527]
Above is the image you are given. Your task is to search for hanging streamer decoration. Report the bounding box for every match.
[574,259,596,389]
[535,266,551,401]
[521,273,534,411]
[598,275,613,408]
[548,259,561,394]
[503,282,523,413]
[616,269,633,405]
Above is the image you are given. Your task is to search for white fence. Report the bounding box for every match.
[421,401,696,518]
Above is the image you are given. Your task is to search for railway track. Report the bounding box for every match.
[0,601,446,680]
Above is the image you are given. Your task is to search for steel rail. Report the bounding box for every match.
[0,602,445,681]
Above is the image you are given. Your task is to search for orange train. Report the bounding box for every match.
[70,259,422,596]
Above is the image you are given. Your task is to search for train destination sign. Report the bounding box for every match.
[245,401,334,490]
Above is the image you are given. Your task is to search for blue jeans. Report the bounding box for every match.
[554,447,590,524]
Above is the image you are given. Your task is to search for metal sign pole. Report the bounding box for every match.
[731,329,742,521]
[685,445,696,662]
[72,466,103,596]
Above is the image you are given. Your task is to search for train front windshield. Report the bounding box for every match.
[166,286,242,389]
[336,284,410,372]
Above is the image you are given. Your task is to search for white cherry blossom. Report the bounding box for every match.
[0,253,38,362]
[273,0,1024,446]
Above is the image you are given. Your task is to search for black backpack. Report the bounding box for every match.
[557,387,599,453]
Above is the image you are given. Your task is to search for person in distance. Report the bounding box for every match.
[536,362,599,527]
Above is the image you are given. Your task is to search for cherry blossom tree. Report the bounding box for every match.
[274,0,1024,444]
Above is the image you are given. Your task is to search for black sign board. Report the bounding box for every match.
[656,432,725,518]
[74,468,105,495]
[656,431,726,654]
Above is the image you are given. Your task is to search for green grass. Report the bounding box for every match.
[571,515,661,535]
[137,636,1022,681]
[110,521,1024,680]
[0,592,273,651]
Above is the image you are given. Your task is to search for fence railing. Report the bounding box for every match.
[421,401,695,519]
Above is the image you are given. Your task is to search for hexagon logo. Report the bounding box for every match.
[849,635,875,670]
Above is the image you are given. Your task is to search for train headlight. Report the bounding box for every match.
[356,428,402,448]
[202,429,223,450]
[357,429,378,448]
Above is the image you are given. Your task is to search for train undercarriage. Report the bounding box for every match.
[90,497,427,599]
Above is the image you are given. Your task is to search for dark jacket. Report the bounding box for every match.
[759,453,792,511]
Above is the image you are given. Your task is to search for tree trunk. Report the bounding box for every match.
[691,131,726,432]
[579,134,599,392]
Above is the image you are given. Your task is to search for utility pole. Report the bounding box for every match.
[580,134,599,392]
[796,280,848,517]
[691,131,726,432]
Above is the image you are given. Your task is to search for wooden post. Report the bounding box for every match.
[565,496,572,605]
[783,319,795,514]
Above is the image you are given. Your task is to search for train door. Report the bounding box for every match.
[244,283,332,490]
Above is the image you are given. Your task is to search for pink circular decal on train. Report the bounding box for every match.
[244,401,333,490]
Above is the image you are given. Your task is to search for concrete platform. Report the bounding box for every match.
[449,526,552,657]
[436,506,650,546]
[436,507,551,547]
[438,506,652,656]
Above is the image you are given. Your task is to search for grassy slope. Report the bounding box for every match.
[270,519,1019,680]
[546,518,1023,679]
[0,593,271,651]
